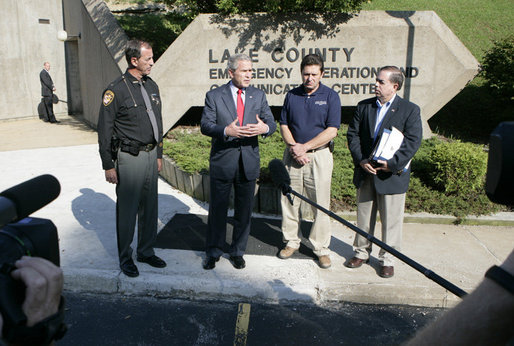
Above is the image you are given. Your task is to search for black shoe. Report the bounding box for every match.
[120,260,139,277]
[229,256,246,269]
[203,256,220,270]
[137,255,167,268]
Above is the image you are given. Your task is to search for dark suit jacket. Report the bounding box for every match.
[40,69,54,97]
[347,95,422,195]
[200,83,277,181]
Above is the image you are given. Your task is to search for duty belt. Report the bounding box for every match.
[139,143,156,152]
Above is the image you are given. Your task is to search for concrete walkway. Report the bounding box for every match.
[1,114,513,308]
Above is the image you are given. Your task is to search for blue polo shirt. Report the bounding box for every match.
[280,83,341,144]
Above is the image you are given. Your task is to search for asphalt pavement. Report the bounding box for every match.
[1,114,513,308]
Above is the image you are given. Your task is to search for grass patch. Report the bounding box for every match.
[362,0,514,143]
[361,0,514,61]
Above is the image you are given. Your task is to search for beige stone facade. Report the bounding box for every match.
[153,12,479,138]
[3,5,478,138]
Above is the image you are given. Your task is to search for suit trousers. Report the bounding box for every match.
[206,156,256,258]
[353,174,405,266]
[115,147,158,265]
[42,96,56,122]
[280,147,333,257]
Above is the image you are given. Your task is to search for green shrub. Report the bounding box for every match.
[427,140,487,196]
[257,127,286,182]
[407,177,501,219]
[164,126,503,217]
[331,125,357,209]
[481,35,514,100]
[163,127,211,173]
[410,136,442,186]
[164,123,286,178]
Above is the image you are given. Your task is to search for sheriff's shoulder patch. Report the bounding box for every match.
[103,90,115,106]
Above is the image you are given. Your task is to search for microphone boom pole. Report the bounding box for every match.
[284,184,468,298]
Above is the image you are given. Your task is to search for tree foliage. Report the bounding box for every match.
[160,0,367,16]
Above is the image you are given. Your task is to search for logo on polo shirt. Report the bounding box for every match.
[315,100,327,106]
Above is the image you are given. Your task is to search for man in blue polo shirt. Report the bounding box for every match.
[278,54,341,269]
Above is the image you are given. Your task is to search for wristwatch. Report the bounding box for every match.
[485,265,514,295]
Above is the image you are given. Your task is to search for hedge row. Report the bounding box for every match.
[163,124,504,218]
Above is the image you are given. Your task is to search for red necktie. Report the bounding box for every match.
[237,88,244,125]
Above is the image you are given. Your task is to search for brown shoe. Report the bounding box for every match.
[379,266,394,278]
[345,257,369,268]
[278,246,297,259]
[318,255,331,269]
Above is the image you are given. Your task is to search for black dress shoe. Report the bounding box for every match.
[203,256,220,270]
[50,120,61,123]
[229,256,246,269]
[120,260,139,277]
[137,255,167,268]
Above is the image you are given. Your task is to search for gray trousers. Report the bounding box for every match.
[115,147,158,265]
[353,174,405,266]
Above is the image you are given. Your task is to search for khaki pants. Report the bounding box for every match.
[353,175,405,266]
[280,147,333,257]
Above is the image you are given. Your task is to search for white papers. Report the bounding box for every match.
[373,127,403,161]
[372,128,391,161]
[371,126,411,173]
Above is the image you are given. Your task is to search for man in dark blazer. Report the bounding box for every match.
[346,66,422,278]
[39,62,58,123]
[200,53,277,270]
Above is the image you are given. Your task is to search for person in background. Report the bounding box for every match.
[39,62,59,123]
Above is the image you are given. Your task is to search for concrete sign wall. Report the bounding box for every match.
[153,12,479,137]
[1,6,479,139]
[62,0,128,128]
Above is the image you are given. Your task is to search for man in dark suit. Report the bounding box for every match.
[200,53,277,270]
[346,66,422,278]
[39,62,59,123]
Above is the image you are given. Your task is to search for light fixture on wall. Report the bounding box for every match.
[57,30,81,42]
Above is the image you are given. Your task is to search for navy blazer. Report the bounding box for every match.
[200,83,277,181]
[347,95,422,195]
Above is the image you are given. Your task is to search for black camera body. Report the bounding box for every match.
[486,121,514,206]
[0,218,61,341]
[0,175,65,344]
